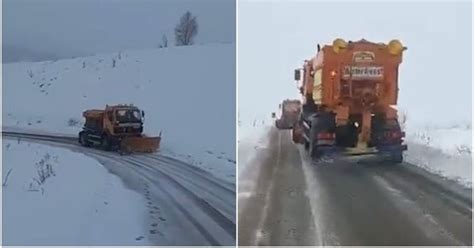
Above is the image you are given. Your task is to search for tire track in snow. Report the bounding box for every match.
[123,156,236,234]
[129,155,235,221]
[143,154,235,194]
[98,154,229,246]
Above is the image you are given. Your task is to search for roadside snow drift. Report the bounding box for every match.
[2,44,236,180]
[404,125,472,188]
[2,140,150,245]
[237,118,272,211]
[238,118,271,176]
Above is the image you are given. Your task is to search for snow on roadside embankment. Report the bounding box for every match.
[237,118,272,210]
[404,125,472,188]
[2,43,236,181]
[2,140,150,245]
[238,117,272,176]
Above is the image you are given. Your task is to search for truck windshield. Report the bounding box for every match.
[115,109,141,123]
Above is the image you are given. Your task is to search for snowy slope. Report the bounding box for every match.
[2,140,150,245]
[2,44,236,180]
[404,124,472,188]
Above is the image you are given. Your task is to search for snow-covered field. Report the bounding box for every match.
[404,124,472,188]
[2,44,236,180]
[2,140,150,245]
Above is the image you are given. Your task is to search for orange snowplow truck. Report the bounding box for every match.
[292,39,407,163]
[78,104,161,153]
[275,99,301,129]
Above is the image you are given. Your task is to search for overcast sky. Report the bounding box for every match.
[239,1,472,127]
[3,0,235,62]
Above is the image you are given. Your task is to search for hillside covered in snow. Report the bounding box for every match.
[2,44,236,179]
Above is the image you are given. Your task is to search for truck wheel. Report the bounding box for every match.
[79,131,91,147]
[78,131,84,145]
[101,135,112,151]
[304,140,309,150]
[309,113,335,159]
[389,152,403,164]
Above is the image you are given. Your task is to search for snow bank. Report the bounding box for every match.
[238,121,271,176]
[2,44,236,180]
[237,120,271,211]
[2,140,150,245]
[158,146,236,184]
[404,125,472,188]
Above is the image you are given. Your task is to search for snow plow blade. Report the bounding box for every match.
[120,136,161,153]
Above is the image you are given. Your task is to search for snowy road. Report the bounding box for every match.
[238,128,472,246]
[3,132,236,246]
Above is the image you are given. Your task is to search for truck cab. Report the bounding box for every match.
[105,106,144,136]
[79,104,146,149]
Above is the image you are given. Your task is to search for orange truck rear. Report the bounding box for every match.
[292,39,407,162]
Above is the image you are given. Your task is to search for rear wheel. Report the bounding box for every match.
[101,134,112,151]
[79,131,91,147]
[371,116,404,164]
[388,152,403,164]
[304,139,309,150]
[309,112,336,159]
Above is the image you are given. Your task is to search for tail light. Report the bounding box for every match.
[317,132,336,140]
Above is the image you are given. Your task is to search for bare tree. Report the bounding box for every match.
[174,11,198,46]
[159,35,168,48]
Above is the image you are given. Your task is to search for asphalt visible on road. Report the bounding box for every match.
[238,127,472,246]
